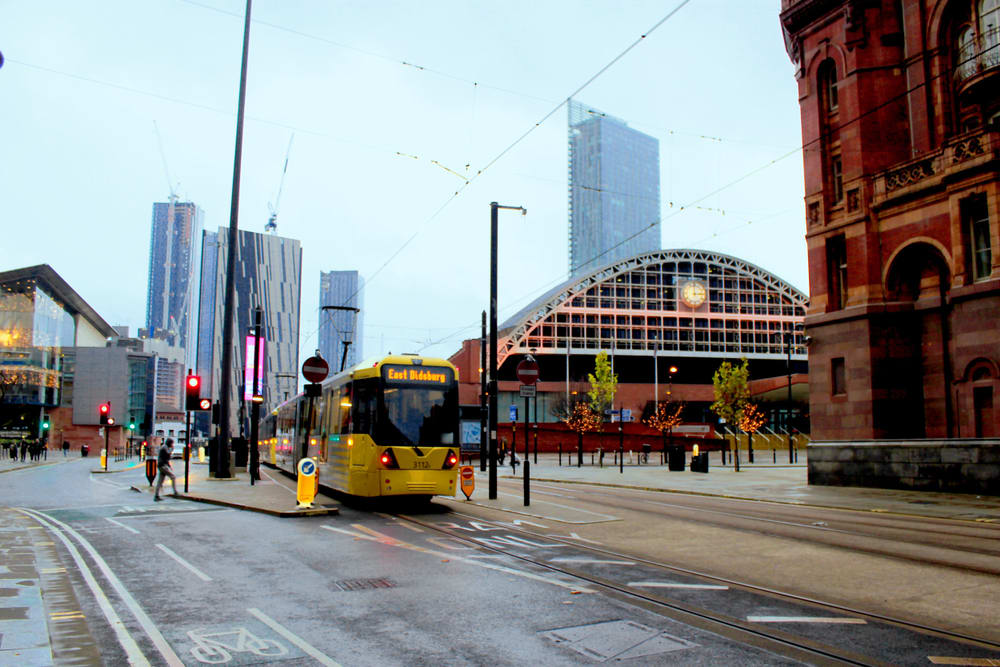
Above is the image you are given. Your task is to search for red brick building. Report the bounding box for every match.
[781,0,1000,440]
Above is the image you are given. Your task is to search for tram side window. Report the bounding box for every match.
[353,380,378,436]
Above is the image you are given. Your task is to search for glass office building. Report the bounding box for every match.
[195,228,302,436]
[568,100,661,277]
[145,197,203,358]
[318,270,364,373]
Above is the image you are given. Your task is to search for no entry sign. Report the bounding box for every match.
[301,356,329,383]
[516,355,539,385]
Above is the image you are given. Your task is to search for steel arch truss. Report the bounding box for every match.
[498,249,808,367]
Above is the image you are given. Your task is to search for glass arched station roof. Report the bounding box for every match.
[498,249,808,367]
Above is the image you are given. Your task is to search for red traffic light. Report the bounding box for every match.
[187,375,201,390]
[99,403,109,414]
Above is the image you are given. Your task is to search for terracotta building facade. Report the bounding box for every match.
[781,0,1000,441]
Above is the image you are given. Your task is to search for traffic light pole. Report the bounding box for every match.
[249,306,262,486]
[184,408,191,493]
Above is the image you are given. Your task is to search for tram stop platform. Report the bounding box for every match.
[112,459,340,517]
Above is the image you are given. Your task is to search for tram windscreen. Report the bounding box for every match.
[379,386,458,446]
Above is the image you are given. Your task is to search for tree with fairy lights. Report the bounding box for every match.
[643,402,684,463]
[739,402,767,465]
[563,402,602,468]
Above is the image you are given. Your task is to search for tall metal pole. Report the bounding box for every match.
[488,202,526,499]
[184,407,191,492]
[216,0,252,480]
[480,311,487,472]
[489,204,498,499]
[249,306,262,485]
[618,401,624,474]
[786,332,793,463]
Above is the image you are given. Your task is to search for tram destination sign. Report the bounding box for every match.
[381,364,453,385]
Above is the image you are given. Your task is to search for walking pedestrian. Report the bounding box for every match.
[19,440,27,462]
[153,438,179,501]
[62,441,69,456]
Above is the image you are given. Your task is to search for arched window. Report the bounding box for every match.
[957,25,977,79]
[818,60,839,114]
[982,0,1000,68]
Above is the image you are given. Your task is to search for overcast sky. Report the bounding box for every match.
[1,0,805,366]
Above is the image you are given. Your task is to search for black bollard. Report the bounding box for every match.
[523,460,530,506]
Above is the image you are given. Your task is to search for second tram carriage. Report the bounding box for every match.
[260,354,460,500]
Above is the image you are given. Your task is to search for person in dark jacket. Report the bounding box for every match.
[154,439,179,501]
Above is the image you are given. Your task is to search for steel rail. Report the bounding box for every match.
[395,510,1000,660]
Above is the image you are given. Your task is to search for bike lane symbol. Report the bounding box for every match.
[187,626,289,664]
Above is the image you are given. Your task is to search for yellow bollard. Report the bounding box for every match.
[198,446,205,463]
[100,449,107,469]
[693,444,699,457]
[296,458,317,509]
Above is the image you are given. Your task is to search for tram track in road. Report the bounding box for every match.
[510,481,1000,576]
[392,510,1000,666]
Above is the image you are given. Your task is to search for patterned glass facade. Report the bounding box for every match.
[195,228,302,435]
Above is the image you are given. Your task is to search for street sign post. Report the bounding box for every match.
[459,466,475,500]
[518,385,536,397]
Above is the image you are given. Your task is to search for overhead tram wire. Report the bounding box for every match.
[297,0,697,350]
[414,41,1000,356]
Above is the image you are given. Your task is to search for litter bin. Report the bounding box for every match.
[81,443,90,457]
[667,445,685,471]
[232,437,249,469]
[691,452,709,473]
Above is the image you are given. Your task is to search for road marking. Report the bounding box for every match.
[156,544,212,582]
[551,557,636,565]
[548,532,602,545]
[106,517,140,534]
[747,616,866,624]
[929,658,1000,666]
[498,491,620,521]
[247,608,342,667]
[629,581,729,590]
[20,508,184,666]
[320,524,594,593]
[17,508,153,666]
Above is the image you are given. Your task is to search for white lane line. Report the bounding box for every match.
[17,509,151,666]
[156,544,212,582]
[747,616,867,624]
[629,581,729,590]
[550,557,636,565]
[105,517,140,534]
[320,525,594,593]
[497,491,619,520]
[19,508,184,666]
[89,475,130,490]
[247,607,342,667]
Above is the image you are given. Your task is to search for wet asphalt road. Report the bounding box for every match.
[4,459,1000,665]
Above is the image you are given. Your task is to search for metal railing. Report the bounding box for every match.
[956,27,1000,84]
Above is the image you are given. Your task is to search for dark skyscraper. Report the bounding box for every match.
[144,197,203,356]
[568,100,661,277]
[195,228,302,436]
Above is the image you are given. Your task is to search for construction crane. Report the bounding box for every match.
[265,134,294,234]
[153,121,180,203]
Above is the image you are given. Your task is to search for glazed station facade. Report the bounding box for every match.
[450,249,808,449]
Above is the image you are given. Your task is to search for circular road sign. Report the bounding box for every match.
[298,458,316,477]
[301,356,329,383]
[516,355,540,385]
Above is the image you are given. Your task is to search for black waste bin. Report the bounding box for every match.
[81,444,90,457]
[667,445,685,471]
[691,452,709,473]
[232,438,249,468]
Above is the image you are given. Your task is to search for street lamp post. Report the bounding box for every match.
[216,0,253,480]
[785,331,793,463]
[489,202,526,500]
[480,311,487,472]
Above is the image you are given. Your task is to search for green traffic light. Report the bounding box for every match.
[42,420,50,430]
[129,422,136,430]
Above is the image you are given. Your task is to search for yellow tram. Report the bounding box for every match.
[260,354,460,500]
